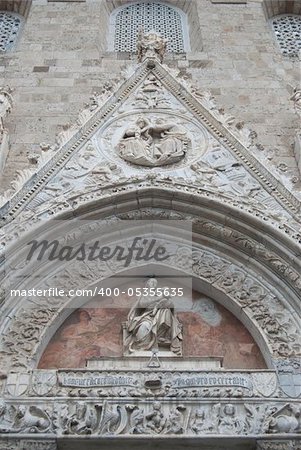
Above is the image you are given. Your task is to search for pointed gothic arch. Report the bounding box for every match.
[1,187,300,373]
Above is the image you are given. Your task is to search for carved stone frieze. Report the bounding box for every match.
[0,58,300,228]
[0,400,52,433]
[0,399,300,437]
[0,440,21,450]
[19,442,57,450]
[0,440,57,450]
[0,442,57,450]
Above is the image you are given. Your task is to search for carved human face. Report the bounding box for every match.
[76,403,86,416]
[224,404,235,416]
[195,409,204,419]
[137,119,146,128]
[79,310,90,324]
[146,278,157,289]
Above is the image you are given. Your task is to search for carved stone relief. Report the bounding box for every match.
[0,398,300,437]
[124,278,183,356]
[1,230,300,373]
[137,30,167,63]
[132,75,171,109]
[19,369,279,399]
[257,440,300,450]
[0,441,57,450]
[116,116,190,167]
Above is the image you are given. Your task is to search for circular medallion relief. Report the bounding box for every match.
[98,112,208,170]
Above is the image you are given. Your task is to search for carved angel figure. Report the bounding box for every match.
[125,278,182,355]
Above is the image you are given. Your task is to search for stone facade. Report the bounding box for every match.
[0,1,300,449]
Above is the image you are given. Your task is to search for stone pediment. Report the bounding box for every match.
[0,57,300,237]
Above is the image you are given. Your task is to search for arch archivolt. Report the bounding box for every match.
[1,195,301,373]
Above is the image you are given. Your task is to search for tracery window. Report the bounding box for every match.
[111,1,188,53]
[271,14,301,57]
[0,11,22,52]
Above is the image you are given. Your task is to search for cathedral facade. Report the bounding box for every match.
[0,1,300,449]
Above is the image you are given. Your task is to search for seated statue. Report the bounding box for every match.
[124,278,182,355]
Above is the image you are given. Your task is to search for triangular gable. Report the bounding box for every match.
[0,58,300,227]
